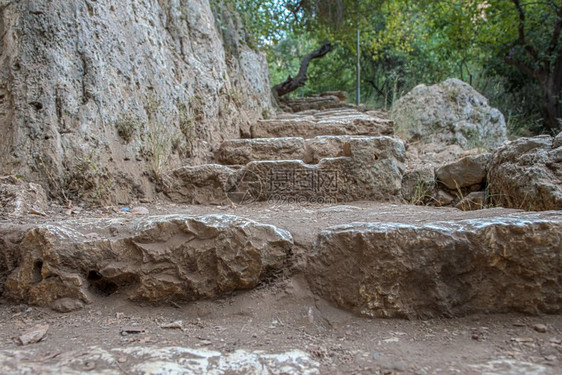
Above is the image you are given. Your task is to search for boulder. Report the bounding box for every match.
[0,177,48,216]
[401,167,435,204]
[307,215,562,319]
[217,138,306,165]
[391,78,507,149]
[3,215,293,309]
[435,153,491,190]
[488,135,562,211]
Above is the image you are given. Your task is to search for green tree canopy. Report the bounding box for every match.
[234,0,562,134]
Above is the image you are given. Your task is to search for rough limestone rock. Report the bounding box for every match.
[244,136,405,202]
[167,136,405,204]
[281,95,350,112]
[0,346,320,374]
[436,153,491,190]
[304,136,353,164]
[244,158,353,203]
[0,176,48,216]
[3,215,293,310]
[0,0,272,204]
[456,191,486,211]
[307,215,562,319]
[217,137,306,165]
[401,167,435,203]
[488,135,562,211]
[554,131,562,149]
[252,110,393,139]
[434,190,455,206]
[164,165,238,205]
[391,78,507,149]
[347,137,405,200]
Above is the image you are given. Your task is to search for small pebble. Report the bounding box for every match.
[534,324,547,333]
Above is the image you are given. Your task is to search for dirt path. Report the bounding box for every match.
[0,275,560,374]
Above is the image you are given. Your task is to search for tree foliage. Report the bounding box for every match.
[234,0,562,134]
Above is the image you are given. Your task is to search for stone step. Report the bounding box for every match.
[167,136,406,205]
[1,207,560,319]
[281,94,352,112]
[217,135,379,165]
[216,137,306,165]
[251,110,393,139]
[0,214,293,312]
[308,213,562,319]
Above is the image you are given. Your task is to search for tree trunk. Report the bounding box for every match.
[540,80,561,133]
[272,41,334,100]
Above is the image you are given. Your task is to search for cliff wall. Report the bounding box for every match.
[0,0,272,204]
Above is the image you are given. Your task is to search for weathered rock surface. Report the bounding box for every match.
[164,165,238,205]
[252,110,393,139]
[167,136,405,204]
[2,215,293,310]
[281,95,350,112]
[0,346,320,375]
[307,214,562,319]
[488,135,562,211]
[554,131,562,149]
[391,78,507,149]
[401,167,435,203]
[0,0,272,204]
[217,137,306,165]
[436,153,491,190]
[304,136,353,164]
[0,176,48,216]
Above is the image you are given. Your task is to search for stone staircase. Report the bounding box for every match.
[164,99,403,206]
[1,94,561,325]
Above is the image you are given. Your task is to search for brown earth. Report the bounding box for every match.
[1,201,561,374]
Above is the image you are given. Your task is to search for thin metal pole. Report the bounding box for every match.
[356,3,360,106]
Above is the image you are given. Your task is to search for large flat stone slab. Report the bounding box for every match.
[307,214,562,319]
[251,111,393,139]
[216,137,306,165]
[244,136,405,203]
[1,215,293,311]
[164,164,239,205]
[167,137,405,205]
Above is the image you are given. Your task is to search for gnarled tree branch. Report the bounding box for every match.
[272,41,334,99]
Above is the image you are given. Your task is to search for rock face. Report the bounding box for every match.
[435,153,491,190]
[0,176,48,216]
[488,135,562,211]
[3,215,293,310]
[0,0,272,204]
[391,78,507,149]
[307,215,562,319]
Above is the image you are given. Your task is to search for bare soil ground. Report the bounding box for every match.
[1,201,561,374]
